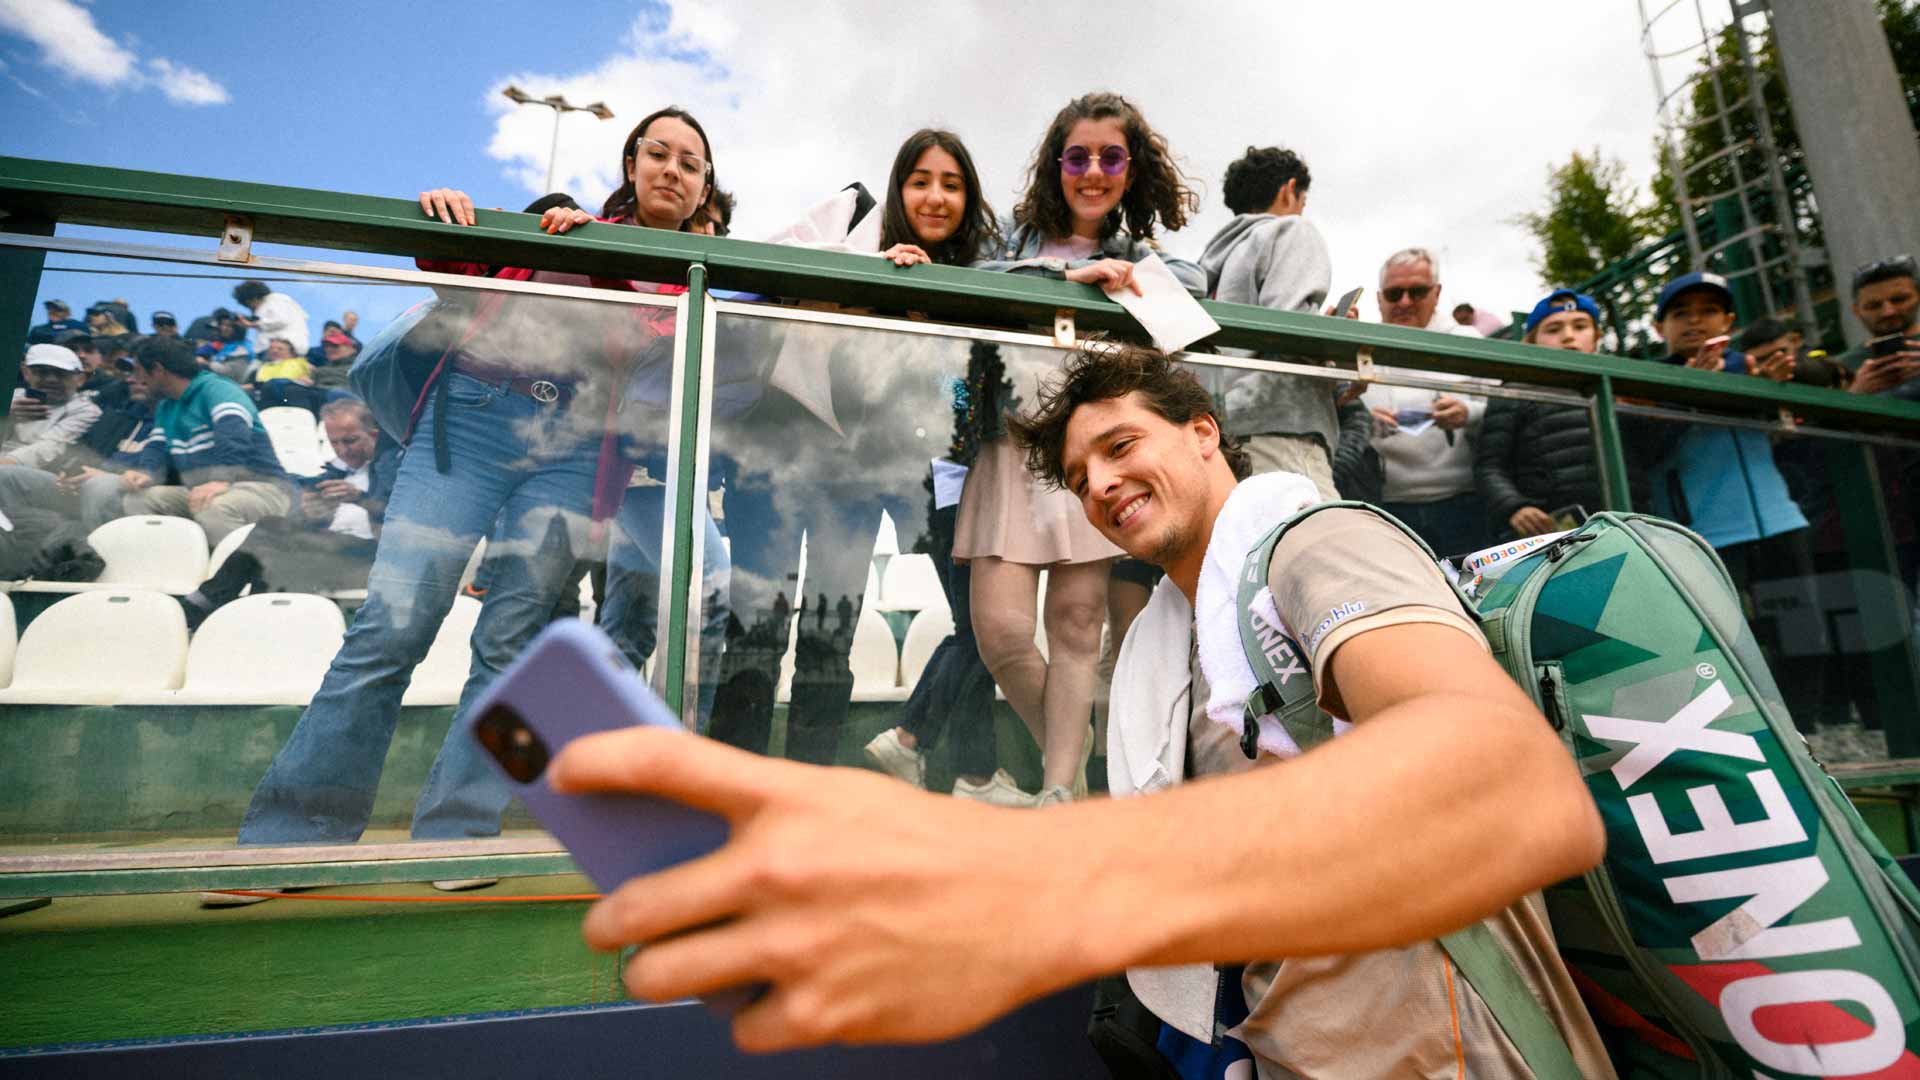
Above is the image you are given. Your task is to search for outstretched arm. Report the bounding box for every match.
[551,619,1599,1052]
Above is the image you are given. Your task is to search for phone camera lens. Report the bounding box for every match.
[476,703,550,783]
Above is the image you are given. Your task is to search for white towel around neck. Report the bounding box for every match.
[1193,471,1340,759]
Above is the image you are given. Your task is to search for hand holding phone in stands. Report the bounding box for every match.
[1324,286,1363,321]
[1689,334,1729,372]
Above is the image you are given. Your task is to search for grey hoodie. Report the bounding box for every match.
[1199,213,1338,450]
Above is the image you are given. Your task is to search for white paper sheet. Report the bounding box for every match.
[1106,253,1219,354]
[931,459,969,509]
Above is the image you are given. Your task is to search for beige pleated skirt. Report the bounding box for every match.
[952,437,1123,565]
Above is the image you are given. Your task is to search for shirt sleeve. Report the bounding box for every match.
[1264,507,1486,718]
[7,396,101,470]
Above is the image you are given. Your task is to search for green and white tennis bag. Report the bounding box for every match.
[1237,504,1920,1078]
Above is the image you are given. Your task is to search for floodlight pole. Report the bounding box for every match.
[501,86,615,195]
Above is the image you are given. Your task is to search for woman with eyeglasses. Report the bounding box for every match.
[228,108,725,875]
[950,92,1202,807]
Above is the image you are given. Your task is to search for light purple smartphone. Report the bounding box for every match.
[468,619,758,1012]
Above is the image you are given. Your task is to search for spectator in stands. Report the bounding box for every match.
[1839,254,1920,398]
[691,186,735,236]
[964,91,1203,805]
[1737,316,1837,387]
[222,106,719,892]
[201,310,254,379]
[1198,145,1351,500]
[1451,302,1508,338]
[309,323,362,392]
[85,300,137,336]
[179,398,398,628]
[1476,291,1607,539]
[232,279,310,357]
[184,307,227,344]
[59,329,102,377]
[1358,247,1490,555]
[1636,270,1824,729]
[149,311,180,340]
[248,335,327,414]
[26,299,84,345]
[0,344,101,472]
[63,362,160,530]
[122,335,293,543]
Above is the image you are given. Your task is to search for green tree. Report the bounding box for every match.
[1516,150,1653,288]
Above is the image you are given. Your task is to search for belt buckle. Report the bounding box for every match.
[529,379,560,404]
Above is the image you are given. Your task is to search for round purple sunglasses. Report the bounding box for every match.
[1059,144,1130,177]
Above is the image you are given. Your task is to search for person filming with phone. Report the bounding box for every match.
[1838,254,1920,399]
[1632,270,1824,731]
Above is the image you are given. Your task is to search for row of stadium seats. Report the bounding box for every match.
[0,587,966,707]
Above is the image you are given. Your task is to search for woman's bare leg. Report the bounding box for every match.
[968,556,1046,747]
[1039,560,1109,790]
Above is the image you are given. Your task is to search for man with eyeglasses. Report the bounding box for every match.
[1838,255,1920,399]
[1357,246,1492,556]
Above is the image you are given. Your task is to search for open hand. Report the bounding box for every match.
[881,243,932,267]
[419,188,477,226]
[541,206,594,234]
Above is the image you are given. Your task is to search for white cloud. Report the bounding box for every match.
[0,0,227,106]
[147,57,229,105]
[483,1,1665,315]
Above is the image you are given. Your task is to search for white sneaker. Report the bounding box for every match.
[951,769,1036,808]
[1034,785,1074,808]
[862,728,926,788]
[431,878,498,892]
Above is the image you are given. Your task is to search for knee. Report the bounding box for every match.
[972,611,1038,671]
[1043,594,1106,655]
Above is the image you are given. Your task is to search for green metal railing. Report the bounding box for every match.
[2,155,1918,899]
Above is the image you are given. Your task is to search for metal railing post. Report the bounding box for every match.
[1593,374,1634,511]
[660,265,708,717]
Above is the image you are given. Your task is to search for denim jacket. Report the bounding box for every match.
[972,218,1207,298]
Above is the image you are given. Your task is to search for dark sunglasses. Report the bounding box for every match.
[1060,144,1130,177]
[1381,285,1435,304]
[1853,253,1917,289]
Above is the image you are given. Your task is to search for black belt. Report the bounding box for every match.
[470,374,575,407]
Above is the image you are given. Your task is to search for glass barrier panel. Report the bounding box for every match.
[1,246,680,865]
[1613,404,1920,769]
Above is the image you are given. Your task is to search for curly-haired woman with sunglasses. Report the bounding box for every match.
[948,92,1202,808]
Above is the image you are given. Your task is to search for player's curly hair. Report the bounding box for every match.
[1009,341,1249,490]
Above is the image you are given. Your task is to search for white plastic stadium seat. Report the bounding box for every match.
[261,406,323,477]
[849,606,904,701]
[402,594,481,707]
[0,590,187,704]
[205,522,257,581]
[158,593,346,705]
[898,604,955,689]
[0,592,14,688]
[878,553,947,614]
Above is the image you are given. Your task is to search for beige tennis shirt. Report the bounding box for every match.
[1186,508,1615,1079]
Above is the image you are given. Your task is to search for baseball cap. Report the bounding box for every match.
[44,299,69,312]
[151,310,177,325]
[52,328,93,347]
[322,327,356,347]
[1524,290,1601,336]
[1653,271,1734,320]
[24,343,83,372]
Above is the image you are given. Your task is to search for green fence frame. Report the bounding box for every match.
[3,154,1919,896]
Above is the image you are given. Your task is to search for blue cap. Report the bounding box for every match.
[1524,290,1601,336]
[1654,271,1734,320]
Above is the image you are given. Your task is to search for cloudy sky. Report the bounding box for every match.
[0,0,1707,331]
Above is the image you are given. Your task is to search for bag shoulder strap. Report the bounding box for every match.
[1437,923,1583,1079]
[1235,501,1477,758]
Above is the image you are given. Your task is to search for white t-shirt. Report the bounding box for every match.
[325,457,374,540]
[251,292,311,355]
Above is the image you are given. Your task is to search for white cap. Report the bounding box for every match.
[24,343,83,372]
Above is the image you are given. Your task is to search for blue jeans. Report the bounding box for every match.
[1380,491,1490,560]
[239,373,602,843]
[598,483,731,731]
